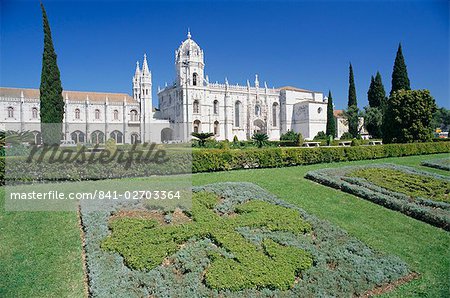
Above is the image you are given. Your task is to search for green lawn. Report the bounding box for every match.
[0,190,86,297]
[1,153,449,297]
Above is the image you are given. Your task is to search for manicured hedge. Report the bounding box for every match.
[192,142,450,172]
[0,157,4,185]
[2,142,449,183]
[81,182,410,297]
[305,164,450,230]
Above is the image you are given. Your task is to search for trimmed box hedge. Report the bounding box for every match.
[1,142,449,184]
[192,142,450,172]
[305,164,450,230]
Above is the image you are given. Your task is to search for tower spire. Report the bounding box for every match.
[187,28,191,39]
[135,61,141,76]
[142,53,150,75]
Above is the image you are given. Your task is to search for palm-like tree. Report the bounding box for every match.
[191,132,214,147]
[252,133,269,148]
[3,130,35,145]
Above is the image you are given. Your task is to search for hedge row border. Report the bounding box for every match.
[305,163,450,230]
[192,142,450,172]
[421,158,450,171]
[1,142,449,185]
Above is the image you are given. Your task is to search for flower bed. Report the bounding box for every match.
[305,164,450,230]
[421,157,450,171]
[81,182,410,297]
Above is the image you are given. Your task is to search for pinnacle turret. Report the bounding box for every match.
[142,53,150,75]
[135,61,141,76]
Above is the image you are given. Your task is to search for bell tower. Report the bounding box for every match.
[175,30,205,87]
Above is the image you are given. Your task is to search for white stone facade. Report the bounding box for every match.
[1,31,329,144]
[158,31,328,141]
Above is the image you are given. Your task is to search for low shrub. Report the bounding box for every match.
[348,167,449,202]
[421,157,450,171]
[305,164,450,230]
[81,182,410,297]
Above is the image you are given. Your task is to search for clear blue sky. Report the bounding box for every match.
[1,0,448,109]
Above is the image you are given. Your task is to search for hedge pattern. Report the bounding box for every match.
[81,182,410,297]
[421,158,450,171]
[305,164,450,230]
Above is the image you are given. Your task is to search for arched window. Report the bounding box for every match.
[234,101,241,127]
[255,104,261,117]
[193,73,198,86]
[131,133,140,144]
[71,130,85,143]
[193,120,201,133]
[75,108,80,119]
[7,107,14,118]
[91,131,104,144]
[130,109,138,121]
[32,107,38,119]
[95,109,100,120]
[193,100,200,114]
[272,102,279,127]
[32,131,42,145]
[110,130,123,144]
[113,110,119,120]
[213,100,219,114]
[214,121,219,135]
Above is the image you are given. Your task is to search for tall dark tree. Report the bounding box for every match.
[390,43,410,96]
[348,63,357,107]
[40,2,64,144]
[346,63,359,137]
[326,90,336,137]
[367,71,386,108]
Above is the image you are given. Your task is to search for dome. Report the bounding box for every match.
[176,30,203,62]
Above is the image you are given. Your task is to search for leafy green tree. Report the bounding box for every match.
[252,133,269,148]
[40,3,65,144]
[390,43,410,96]
[344,105,361,138]
[431,107,450,132]
[364,106,383,138]
[368,72,386,108]
[326,90,336,138]
[382,90,436,143]
[192,132,214,147]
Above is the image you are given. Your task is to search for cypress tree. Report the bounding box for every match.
[348,63,357,107]
[326,90,336,137]
[390,43,410,96]
[40,2,64,144]
[368,71,386,108]
[346,63,359,137]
